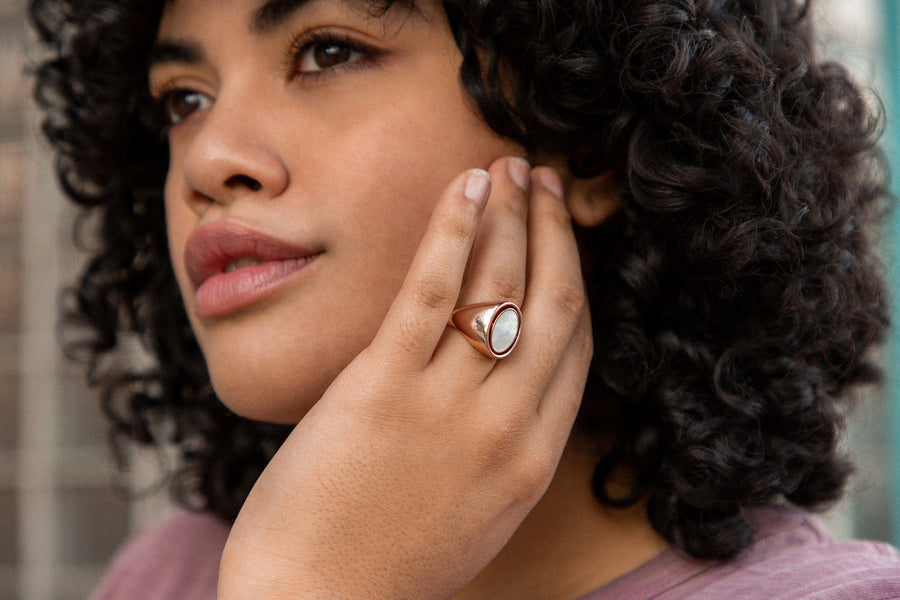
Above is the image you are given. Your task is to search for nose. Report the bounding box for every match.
[180,95,289,212]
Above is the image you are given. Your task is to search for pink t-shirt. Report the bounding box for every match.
[90,509,228,600]
[579,507,900,600]
[91,506,900,599]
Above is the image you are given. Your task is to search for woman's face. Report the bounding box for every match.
[150,0,522,422]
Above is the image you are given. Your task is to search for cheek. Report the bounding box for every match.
[163,167,205,346]
[156,59,522,423]
[319,92,519,248]
[164,175,194,288]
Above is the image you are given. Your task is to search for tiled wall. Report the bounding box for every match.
[813,0,893,543]
[0,0,894,599]
[1,3,132,599]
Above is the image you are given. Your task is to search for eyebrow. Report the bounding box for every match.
[148,0,394,68]
[253,0,386,35]
[148,41,206,68]
[252,0,315,34]
[146,0,313,68]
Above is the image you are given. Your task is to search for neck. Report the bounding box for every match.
[452,441,669,600]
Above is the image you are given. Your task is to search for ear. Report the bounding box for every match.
[564,170,621,228]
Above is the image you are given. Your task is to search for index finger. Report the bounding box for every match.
[371,169,491,369]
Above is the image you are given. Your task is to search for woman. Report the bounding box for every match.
[30,0,900,598]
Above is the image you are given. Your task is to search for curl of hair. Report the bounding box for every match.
[30,0,889,558]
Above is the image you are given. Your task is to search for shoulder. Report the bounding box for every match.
[582,507,900,600]
[703,507,900,600]
[89,509,230,600]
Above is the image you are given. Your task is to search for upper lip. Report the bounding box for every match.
[184,218,321,288]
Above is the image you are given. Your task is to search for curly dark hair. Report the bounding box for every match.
[30,0,889,560]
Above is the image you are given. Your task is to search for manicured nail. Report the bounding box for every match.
[465,169,491,208]
[508,157,531,192]
[537,168,564,200]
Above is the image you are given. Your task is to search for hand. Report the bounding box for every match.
[218,157,593,600]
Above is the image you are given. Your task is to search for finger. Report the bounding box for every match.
[441,157,531,364]
[457,157,530,305]
[513,168,588,386]
[373,169,491,369]
[535,303,592,449]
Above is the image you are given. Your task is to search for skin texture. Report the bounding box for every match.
[218,163,668,599]
[29,0,890,569]
[154,0,667,597]
[155,0,524,422]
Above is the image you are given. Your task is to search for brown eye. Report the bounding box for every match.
[313,44,352,69]
[297,41,364,73]
[162,90,213,125]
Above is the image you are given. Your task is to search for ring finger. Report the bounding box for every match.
[438,156,531,366]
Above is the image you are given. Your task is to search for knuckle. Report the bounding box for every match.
[572,318,594,359]
[508,450,557,505]
[529,451,559,490]
[551,280,586,321]
[477,407,531,464]
[536,188,570,226]
[488,267,525,301]
[411,269,458,312]
[495,185,529,219]
[441,205,478,245]
[564,391,583,424]
[388,312,426,355]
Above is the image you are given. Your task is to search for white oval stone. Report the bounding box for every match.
[490,308,519,354]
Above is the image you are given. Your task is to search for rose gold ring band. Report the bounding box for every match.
[448,301,522,359]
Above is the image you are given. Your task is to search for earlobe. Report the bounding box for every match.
[565,170,621,228]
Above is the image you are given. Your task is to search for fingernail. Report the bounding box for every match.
[537,168,564,200]
[465,169,491,208]
[508,157,531,192]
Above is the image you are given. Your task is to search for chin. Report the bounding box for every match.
[193,302,383,424]
[208,367,333,425]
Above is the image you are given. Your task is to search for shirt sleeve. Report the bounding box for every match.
[89,510,230,600]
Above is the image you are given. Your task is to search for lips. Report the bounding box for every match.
[184,219,322,318]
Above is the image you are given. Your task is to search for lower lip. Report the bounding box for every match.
[193,255,319,318]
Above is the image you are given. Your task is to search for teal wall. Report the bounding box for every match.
[884,0,900,547]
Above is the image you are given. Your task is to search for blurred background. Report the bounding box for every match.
[1,0,899,598]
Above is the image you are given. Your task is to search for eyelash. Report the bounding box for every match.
[155,88,213,130]
[285,29,379,80]
[153,30,379,129]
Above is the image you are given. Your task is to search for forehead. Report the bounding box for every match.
[150,0,442,74]
[158,0,405,33]
[253,0,400,31]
